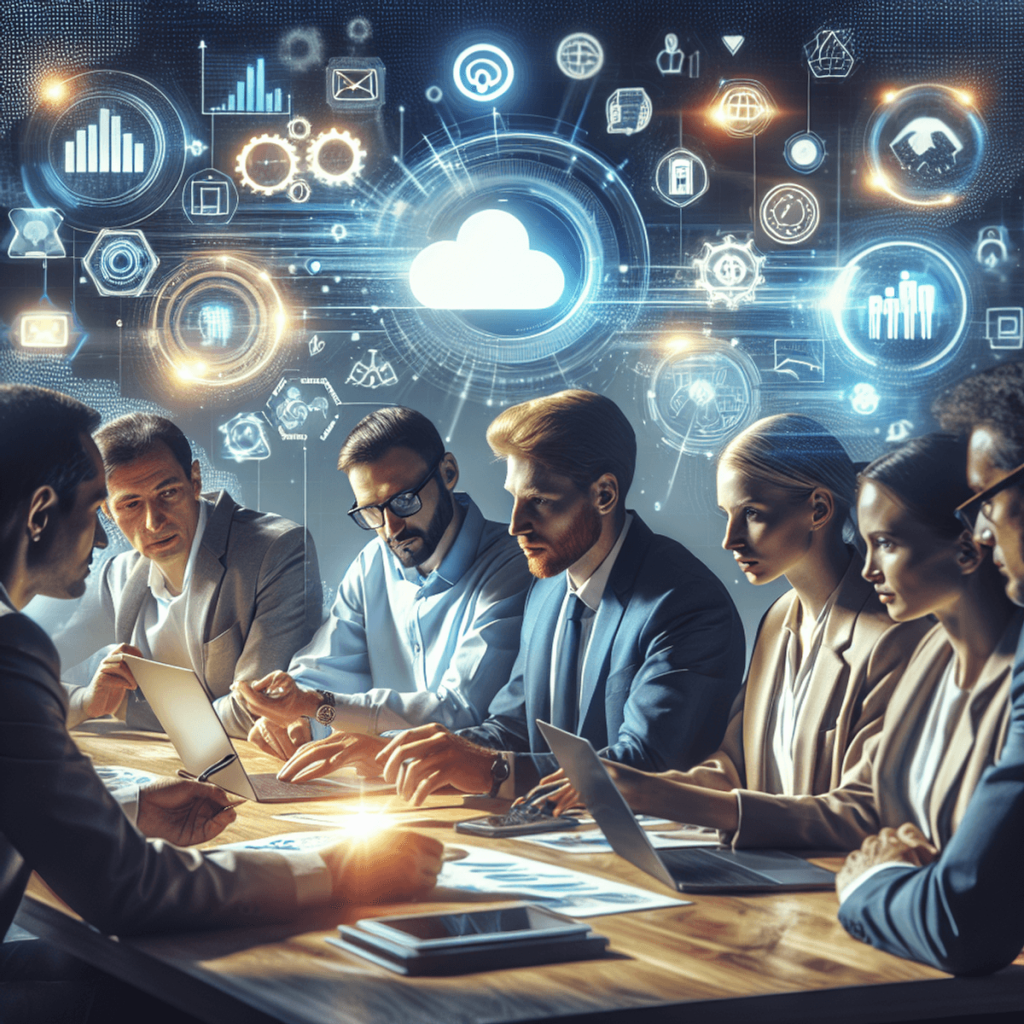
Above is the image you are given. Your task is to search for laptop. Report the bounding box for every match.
[122,655,392,803]
[536,721,836,894]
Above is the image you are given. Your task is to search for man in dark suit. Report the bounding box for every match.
[0,385,441,1022]
[283,390,745,799]
[837,361,1024,975]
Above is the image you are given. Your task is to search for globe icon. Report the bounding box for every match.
[557,33,604,80]
[717,82,774,137]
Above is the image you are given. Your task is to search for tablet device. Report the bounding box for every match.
[455,813,579,838]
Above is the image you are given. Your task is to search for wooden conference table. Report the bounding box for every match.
[15,725,1024,1024]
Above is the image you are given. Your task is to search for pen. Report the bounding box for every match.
[196,752,238,783]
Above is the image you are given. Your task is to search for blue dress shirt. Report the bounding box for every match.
[291,493,530,736]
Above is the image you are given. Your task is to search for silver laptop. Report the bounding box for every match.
[122,655,392,803]
[537,721,836,894]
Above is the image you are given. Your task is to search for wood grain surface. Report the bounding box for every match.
[16,724,1024,1024]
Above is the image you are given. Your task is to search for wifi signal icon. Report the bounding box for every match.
[453,44,515,102]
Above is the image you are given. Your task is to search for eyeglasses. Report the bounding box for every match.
[955,459,1024,533]
[347,459,442,531]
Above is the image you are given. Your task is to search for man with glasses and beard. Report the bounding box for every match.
[275,390,745,799]
[836,361,1024,975]
[233,406,530,763]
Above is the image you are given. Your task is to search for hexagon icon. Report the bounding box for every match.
[83,229,160,297]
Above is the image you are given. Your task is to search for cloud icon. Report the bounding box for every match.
[409,209,565,310]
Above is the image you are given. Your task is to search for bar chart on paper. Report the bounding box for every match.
[205,56,290,114]
[62,108,145,175]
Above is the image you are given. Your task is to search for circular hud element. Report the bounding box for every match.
[378,129,649,401]
[828,240,969,376]
[143,255,288,401]
[22,70,187,231]
[865,84,988,206]
[647,342,760,455]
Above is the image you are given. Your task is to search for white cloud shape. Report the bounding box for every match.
[409,209,565,310]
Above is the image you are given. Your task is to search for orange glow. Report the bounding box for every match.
[40,78,67,103]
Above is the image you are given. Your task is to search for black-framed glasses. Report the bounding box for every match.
[347,459,442,531]
[955,460,1024,532]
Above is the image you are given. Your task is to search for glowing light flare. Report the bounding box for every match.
[40,78,68,103]
[342,810,390,838]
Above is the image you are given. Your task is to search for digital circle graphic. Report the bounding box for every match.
[759,183,820,245]
[235,134,299,196]
[647,342,760,455]
[556,33,604,80]
[453,44,515,102]
[22,70,186,231]
[828,240,969,375]
[865,84,988,206]
[144,255,288,400]
[378,129,649,401]
[654,147,709,208]
[712,80,774,138]
[784,130,826,173]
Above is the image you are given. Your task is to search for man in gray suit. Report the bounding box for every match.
[54,412,322,737]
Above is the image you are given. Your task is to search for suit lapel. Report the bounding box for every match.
[114,558,150,645]
[789,560,867,793]
[182,493,232,680]
[577,516,651,740]
[525,578,566,750]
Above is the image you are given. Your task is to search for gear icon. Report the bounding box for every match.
[236,134,299,196]
[307,128,366,187]
[693,234,766,308]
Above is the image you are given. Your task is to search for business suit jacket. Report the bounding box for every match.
[459,514,746,792]
[55,490,322,736]
[665,560,929,825]
[732,614,1019,850]
[839,621,1024,976]
[0,605,313,938]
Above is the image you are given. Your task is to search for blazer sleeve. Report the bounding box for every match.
[216,525,324,736]
[731,619,927,850]
[838,641,1024,975]
[0,614,310,936]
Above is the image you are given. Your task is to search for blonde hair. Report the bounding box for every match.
[720,414,857,533]
[487,390,636,496]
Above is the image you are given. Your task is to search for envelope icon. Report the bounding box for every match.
[326,58,386,110]
[333,68,378,102]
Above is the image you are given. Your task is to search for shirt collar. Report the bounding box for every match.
[396,492,479,589]
[567,513,633,613]
[148,499,210,601]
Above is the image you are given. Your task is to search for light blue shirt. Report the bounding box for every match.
[291,493,530,737]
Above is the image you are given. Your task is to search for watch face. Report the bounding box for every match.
[759,182,820,245]
[315,704,336,726]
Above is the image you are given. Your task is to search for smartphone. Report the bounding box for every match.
[454,813,580,838]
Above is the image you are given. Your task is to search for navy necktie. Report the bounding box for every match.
[552,594,586,732]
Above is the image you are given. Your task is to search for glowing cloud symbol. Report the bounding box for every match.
[409,209,566,310]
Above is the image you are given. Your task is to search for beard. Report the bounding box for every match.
[525,504,603,578]
[387,491,454,568]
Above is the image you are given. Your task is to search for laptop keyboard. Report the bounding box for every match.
[658,848,768,887]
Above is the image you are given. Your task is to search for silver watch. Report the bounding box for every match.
[313,690,336,726]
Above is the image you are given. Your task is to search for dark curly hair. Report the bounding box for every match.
[932,362,1024,470]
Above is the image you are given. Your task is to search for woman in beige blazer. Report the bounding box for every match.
[586,434,1017,851]
[535,413,928,819]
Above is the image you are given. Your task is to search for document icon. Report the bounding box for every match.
[327,57,385,110]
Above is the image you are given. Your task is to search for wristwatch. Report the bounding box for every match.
[312,690,336,726]
[487,753,510,798]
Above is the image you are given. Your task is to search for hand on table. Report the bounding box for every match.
[836,823,939,897]
[80,643,141,718]
[320,828,444,903]
[137,777,239,846]
[375,724,496,805]
[277,732,387,782]
[231,671,320,729]
[514,769,581,817]
[248,716,312,761]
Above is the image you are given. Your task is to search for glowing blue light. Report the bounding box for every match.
[199,304,233,347]
[452,44,515,103]
[850,382,880,415]
[409,208,565,310]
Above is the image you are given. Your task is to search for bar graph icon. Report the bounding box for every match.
[63,108,145,175]
[208,57,288,114]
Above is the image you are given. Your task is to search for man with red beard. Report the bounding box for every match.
[281,390,745,800]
